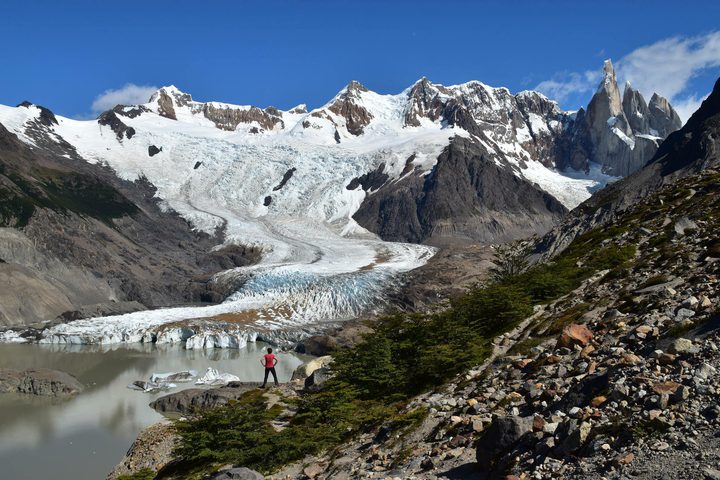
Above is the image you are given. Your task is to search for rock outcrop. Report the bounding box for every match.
[150,382,260,415]
[0,367,84,397]
[290,355,333,382]
[210,467,264,480]
[149,86,284,132]
[107,421,177,480]
[97,107,136,140]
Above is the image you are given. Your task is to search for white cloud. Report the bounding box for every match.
[535,32,720,122]
[91,83,158,114]
[535,70,601,104]
[671,93,709,124]
[616,33,720,101]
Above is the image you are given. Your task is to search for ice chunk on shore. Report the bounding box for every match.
[127,380,176,393]
[0,330,28,343]
[195,367,240,385]
[150,370,197,384]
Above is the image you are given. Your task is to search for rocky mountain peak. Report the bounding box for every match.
[403,77,444,127]
[600,59,617,89]
[149,85,193,106]
[345,80,369,95]
[407,76,435,94]
[325,81,374,136]
[580,59,682,176]
[289,104,308,114]
[16,101,58,126]
[148,86,191,121]
[648,93,683,137]
[622,82,651,134]
[593,59,625,119]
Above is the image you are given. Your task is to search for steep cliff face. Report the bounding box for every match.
[353,136,568,245]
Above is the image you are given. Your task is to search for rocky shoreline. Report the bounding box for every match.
[108,422,178,480]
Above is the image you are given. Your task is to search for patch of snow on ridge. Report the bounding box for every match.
[612,127,635,150]
[527,113,551,134]
[0,104,41,146]
[519,161,620,210]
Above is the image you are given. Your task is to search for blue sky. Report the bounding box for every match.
[1,0,719,121]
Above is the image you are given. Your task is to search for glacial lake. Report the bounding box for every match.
[0,342,307,480]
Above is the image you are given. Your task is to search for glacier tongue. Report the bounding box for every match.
[37,260,433,348]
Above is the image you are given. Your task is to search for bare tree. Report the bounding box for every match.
[489,241,530,283]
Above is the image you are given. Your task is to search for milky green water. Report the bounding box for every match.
[0,342,307,480]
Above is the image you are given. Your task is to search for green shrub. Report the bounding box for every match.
[172,390,282,468]
[521,267,574,302]
[117,469,156,480]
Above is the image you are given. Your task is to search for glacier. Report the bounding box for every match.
[0,82,617,348]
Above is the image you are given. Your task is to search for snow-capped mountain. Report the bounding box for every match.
[0,60,681,345]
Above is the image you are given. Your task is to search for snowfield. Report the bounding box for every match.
[0,83,616,347]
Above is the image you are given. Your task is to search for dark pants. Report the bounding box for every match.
[262,367,278,387]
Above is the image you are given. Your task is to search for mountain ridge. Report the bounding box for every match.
[0,61,685,332]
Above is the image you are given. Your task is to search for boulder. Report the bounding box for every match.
[150,382,258,415]
[291,356,333,382]
[476,415,533,470]
[553,371,609,410]
[675,308,696,321]
[556,323,593,349]
[302,463,326,479]
[694,363,717,381]
[674,217,698,235]
[652,381,681,395]
[703,467,720,480]
[555,420,592,455]
[304,367,332,392]
[670,338,698,354]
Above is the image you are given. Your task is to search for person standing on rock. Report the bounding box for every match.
[261,347,279,388]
